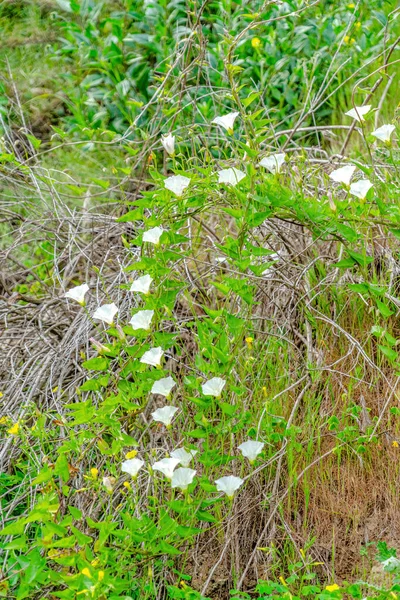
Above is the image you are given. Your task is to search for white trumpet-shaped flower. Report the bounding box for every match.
[65,283,89,305]
[161,133,175,156]
[151,405,179,427]
[121,458,144,478]
[371,124,395,143]
[258,153,286,174]
[171,467,196,490]
[140,346,164,367]
[143,226,163,245]
[329,165,356,186]
[164,175,191,197]
[171,447,198,467]
[93,302,118,325]
[349,179,373,200]
[129,310,154,331]
[153,457,180,479]
[201,377,226,397]
[345,105,371,122]
[238,440,264,462]
[212,111,239,134]
[102,476,116,494]
[215,475,244,498]
[130,274,153,294]
[151,376,176,397]
[217,167,246,186]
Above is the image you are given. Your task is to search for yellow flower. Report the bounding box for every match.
[347,2,355,7]
[325,584,340,592]
[8,422,20,435]
[98,570,105,581]
[343,36,355,45]
[262,386,267,398]
[123,481,131,491]
[81,567,91,578]
[279,576,287,587]
[251,37,261,49]
[392,441,399,448]
[90,467,99,479]
[245,336,254,348]
[0,416,9,425]
[355,21,361,29]
[125,450,138,459]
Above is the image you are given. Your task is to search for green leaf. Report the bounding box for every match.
[378,345,397,362]
[82,357,109,371]
[70,525,92,545]
[68,506,82,520]
[54,453,70,483]
[376,299,394,318]
[0,519,26,536]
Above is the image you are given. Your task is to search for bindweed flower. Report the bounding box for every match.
[102,476,116,494]
[65,283,89,305]
[171,467,196,490]
[201,377,226,397]
[329,165,356,186]
[212,111,239,134]
[345,105,371,122]
[217,167,246,186]
[161,133,175,156]
[171,447,198,467]
[93,303,118,326]
[130,274,153,294]
[151,405,179,427]
[215,475,244,498]
[238,440,264,462]
[143,226,163,245]
[258,153,286,174]
[164,175,191,197]
[153,457,180,479]
[151,376,176,397]
[140,346,164,367]
[121,458,144,478]
[349,179,373,200]
[129,310,154,331]
[371,124,395,144]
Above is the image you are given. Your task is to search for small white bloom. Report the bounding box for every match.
[151,405,179,427]
[171,467,196,490]
[349,179,373,199]
[371,124,395,143]
[201,377,226,397]
[329,165,356,186]
[143,226,163,245]
[121,458,144,478]
[258,153,286,174]
[151,376,176,397]
[164,175,191,197]
[215,475,244,498]
[140,346,164,367]
[171,447,198,467]
[238,440,264,462]
[130,274,153,294]
[65,283,89,305]
[212,111,239,133]
[161,133,175,156]
[93,302,118,325]
[102,476,115,493]
[217,167,246,186]
[153,457,180,479]
[129,310,154,331]
[345,105,371,122]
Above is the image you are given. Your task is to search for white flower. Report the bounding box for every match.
[217,167,246,186]
[349,179,373,199]
[65,283,89,305]
[121,458,144,478]
[170,447,198,467]
[140,346,164,367]
[164,175,191,197]
[151,376,176,397]
[238,440,264,462]
[329,165,356,186]
[161,133,175,156]
[258,153,286,174]
[143,226,163,245]
[130,274,153,294]
[371,124,395,143]
[201,377,226,397]
[212,111,239,133]
[129,310,154,331]
[102,476,115,493]
[345,105,371,122]
[215,475,244,498]
[171,467,196,490]
[151,405,179,427]
[93,302,118,325]
[153,457,180,479]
